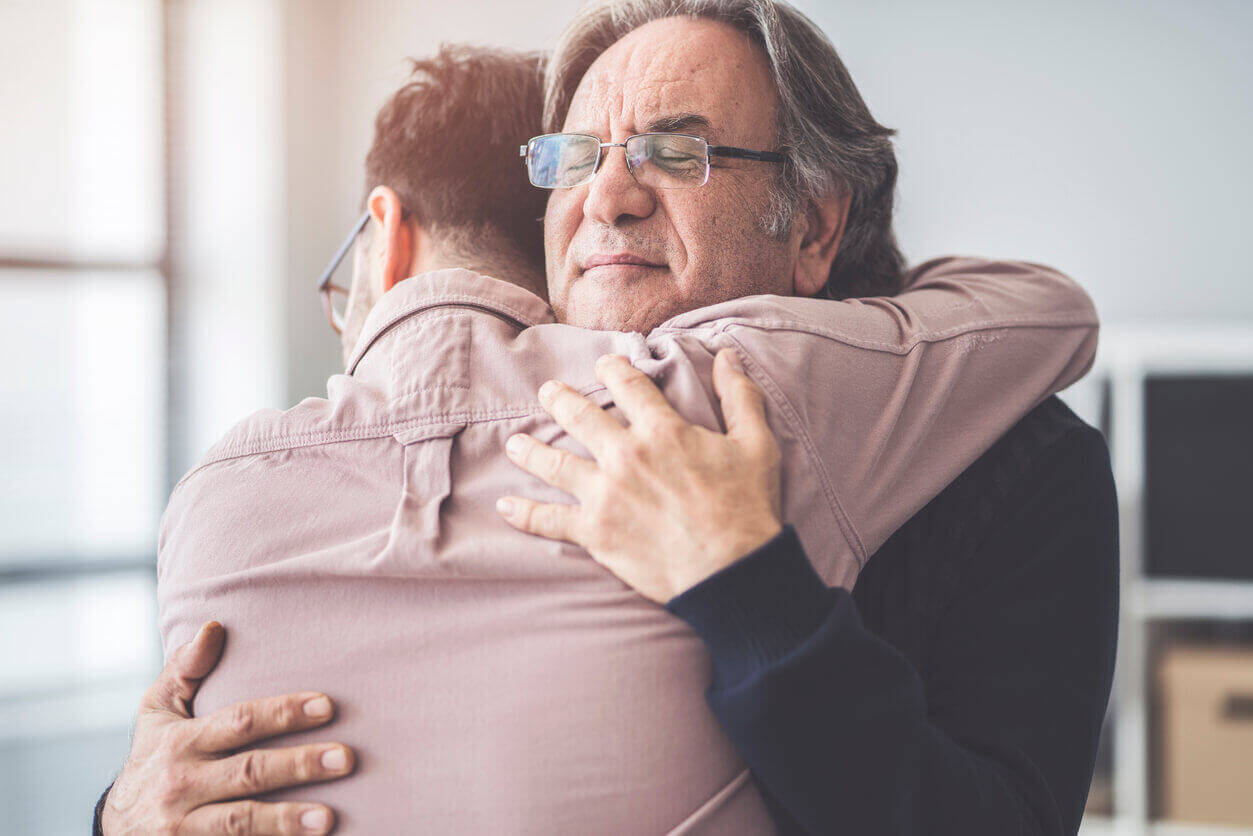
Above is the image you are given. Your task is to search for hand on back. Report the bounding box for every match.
[102,621,354,835]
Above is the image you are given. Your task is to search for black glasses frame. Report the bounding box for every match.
[316,210,370,335]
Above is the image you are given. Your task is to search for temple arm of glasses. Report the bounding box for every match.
[708,145,786,163]
[316,210,371,291]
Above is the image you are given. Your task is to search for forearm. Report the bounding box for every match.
[667,433,1118,836]
[663,528,1025,834]
[721,605,1045,834]
[651,256,1099,565]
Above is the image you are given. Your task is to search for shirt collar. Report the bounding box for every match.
[345,268,557,375]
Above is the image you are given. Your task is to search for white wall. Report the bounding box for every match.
[280,0,1253,401]
[171,0,287,471]
[796,0,1252,325]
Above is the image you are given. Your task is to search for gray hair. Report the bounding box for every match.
[544,0,906,298]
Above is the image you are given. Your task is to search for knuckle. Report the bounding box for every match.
[618,437,648,467]
[545,449,572,483]
[156,787,182,812]
[272,802,299,834]
[149,675,184,712]
[180,721,210,753]
[236,750,267,794]
[581,497,609,538]
[568,396,599,425]
[601,445,627,474]
[157,767,193,807]
[533,503,556,534]
[515,438,537,469]
[152,722,185,756]
[517,499,540,533]
[276,802,306,835]
[222,801,256,836]
[655,414,687,440]
[271,699,296,730]
[228,703,255,738]
[296,746,322,781]
[621,368,649,391]
[155,813,183,835]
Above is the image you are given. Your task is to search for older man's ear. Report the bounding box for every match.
[792,189,852,297]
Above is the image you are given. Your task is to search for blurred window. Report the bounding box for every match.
[0,0,164,831]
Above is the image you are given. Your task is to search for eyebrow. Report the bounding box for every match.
[643,112,713,135]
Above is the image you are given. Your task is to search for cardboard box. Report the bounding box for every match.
[1156,644,1253,826]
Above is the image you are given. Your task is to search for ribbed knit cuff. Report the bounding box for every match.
[93,780,113,835]
[665,524,835,689]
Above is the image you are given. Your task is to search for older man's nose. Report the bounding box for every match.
[583,147,655,226]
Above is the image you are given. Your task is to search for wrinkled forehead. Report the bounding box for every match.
[563,16,778,147]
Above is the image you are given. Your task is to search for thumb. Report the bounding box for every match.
[139,620,225,717]
[712,347,769,444]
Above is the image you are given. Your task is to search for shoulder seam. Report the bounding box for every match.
[174,404,556,490]
[724,333,868,569]
[653,313,1096,357]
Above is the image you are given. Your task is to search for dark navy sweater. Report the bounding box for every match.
[666,396,1119,835]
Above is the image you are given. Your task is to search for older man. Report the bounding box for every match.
[498,2,1118,834]
[101,5,1114,835]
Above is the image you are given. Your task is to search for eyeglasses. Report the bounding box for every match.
[316,210,370,335]
[520,132,785,190]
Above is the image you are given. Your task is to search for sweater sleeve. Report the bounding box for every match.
[666,426,1119,835]
[653,256,1099,577]
[93,781,112,835]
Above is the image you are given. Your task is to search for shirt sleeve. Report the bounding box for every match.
[665,426,1119,835]
[667,256,1100,575]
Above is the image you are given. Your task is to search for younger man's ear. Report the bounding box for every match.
[792,189,851,298]
[367,185,414,293]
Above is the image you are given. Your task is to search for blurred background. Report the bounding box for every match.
[2,0,1251,832]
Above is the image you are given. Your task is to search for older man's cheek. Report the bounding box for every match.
[543,193,578,314]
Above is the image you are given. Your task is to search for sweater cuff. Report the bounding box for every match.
[93,781,113,835]
[665,524,835,689]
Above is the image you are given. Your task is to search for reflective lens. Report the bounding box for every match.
[525,133,712,189]
[625,134,709,188]
[527,133,601,188]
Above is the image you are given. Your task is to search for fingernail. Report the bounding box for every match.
[496,497,515,517]
[539,379,560,400]
[595,354,616,368]
[723,349,743,372]
[300,806,331,832]
[303,695,332,718]
[321,746,349,771]
[505,434,526,456]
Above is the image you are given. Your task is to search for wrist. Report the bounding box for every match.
[668,520,783,600]
[666,524,834,688]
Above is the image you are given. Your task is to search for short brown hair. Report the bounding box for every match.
[365,45,548,274]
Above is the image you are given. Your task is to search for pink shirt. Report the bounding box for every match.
[158,257,1098,833]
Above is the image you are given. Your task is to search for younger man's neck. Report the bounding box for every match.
[422,246,547,304]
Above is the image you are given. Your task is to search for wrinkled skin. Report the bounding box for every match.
[544,17,836,333]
